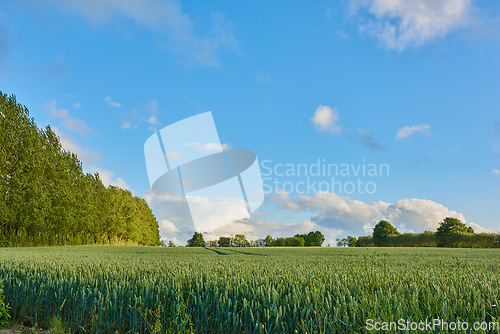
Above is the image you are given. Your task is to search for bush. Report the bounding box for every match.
[0,280,11,328]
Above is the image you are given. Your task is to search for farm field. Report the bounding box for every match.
[0,246,499,333]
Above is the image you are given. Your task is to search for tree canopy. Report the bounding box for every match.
[0,91,160,247]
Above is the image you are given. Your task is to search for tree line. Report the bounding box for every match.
[337,217,500,248]
[0,92,160,246]
[184,231,325,247]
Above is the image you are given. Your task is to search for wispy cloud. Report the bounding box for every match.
[41,0,238,67]
[184,142,230,152]
[492,169,500,175]
[105,96,122,108]
[147,115,159,125]
[396,123,431,140]
[43,100,93,136]
[52,126,129,190]
[311,105,341,135]
[358,129,385,150]
[353,0,473,51]
[256,72,271,83]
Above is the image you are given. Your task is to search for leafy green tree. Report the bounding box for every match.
[264,235,275,247]
[187,232,206,247]
[346,236,357,247]
[218,236,231,247]
[373,221,400,246]
[232,234,250,247]
[0,91,161,247]
[436,217,473,247]
[307,231,325,246]
[168,240,176,247]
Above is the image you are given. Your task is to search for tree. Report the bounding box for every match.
[168,240,176,247]
[373,221,400,246]
[264,235,274,247]
[307,231,325,246]
[436,217,473,247]
[232,234,250,247]
[336,238,347,247]
[186,232,206,247]
[346,236,357,247]
[218,236,231,247]
[207,240,218,247]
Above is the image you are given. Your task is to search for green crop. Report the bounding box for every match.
[0,246,499,333]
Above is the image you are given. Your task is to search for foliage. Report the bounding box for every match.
[373,220,400,246]
[1,246,500,333]
[294,231,325,246]
[232,234,250,247]
[218,236,231,247]
[0,281,10,328]
[336,236,357,247]
[0,91,160,246]
[436,217,474,247]
[186,232,206,247]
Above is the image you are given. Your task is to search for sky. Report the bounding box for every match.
[1,0,500,245]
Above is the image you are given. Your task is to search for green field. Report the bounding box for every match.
[0,246,499,333]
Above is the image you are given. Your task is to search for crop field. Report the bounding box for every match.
[0,246,499,333]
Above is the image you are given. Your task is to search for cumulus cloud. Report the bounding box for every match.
[86,165,130,190]
[311,105,341,134]
[43,100,93,136]
[41,0,237,67]
[396,123,431,140]
[272,191,475,236]
[354,0,473,51]
[105,96,122,108]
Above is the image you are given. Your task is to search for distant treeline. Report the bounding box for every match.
[183,231,325,247]
[337,218,500,248]
[0,92,160,246]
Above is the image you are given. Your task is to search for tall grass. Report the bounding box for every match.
[0,246,499,333]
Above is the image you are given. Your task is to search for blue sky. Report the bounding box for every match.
[1,0,499,244]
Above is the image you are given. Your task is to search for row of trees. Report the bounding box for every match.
[185,231,325,247]
[337,218,500,248]
[0,92,160,246]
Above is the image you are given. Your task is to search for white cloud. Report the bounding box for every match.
[159,219,180,234]
[87,165,130,190]
[272,191,478,236]
[43,100,93,136]
[52,126,130,190]
[396,123,431,140]
[311,105,341,134]
[105,96,122,108]
[73,102,81,109]
[147,115,158,125]
[165,151,186,163]
[354,0,472,50]
[121,121,134,130]
[52,126,102,163]
[492,169,500,175]
[184,142,230,152]
[42,0,238,67]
